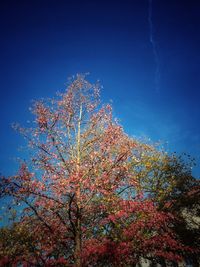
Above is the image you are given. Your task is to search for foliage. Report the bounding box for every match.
[0,74,198,266]
[135,148,200,264]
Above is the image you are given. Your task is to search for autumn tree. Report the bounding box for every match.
[133,146,200,264]
[0,74,196,266]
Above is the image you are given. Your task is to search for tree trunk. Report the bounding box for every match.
[74,101,82,267]
[75,217,82,267]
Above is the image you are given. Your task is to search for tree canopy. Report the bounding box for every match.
[0,74,199,266]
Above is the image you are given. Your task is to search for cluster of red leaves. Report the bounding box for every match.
[82,199,191,266]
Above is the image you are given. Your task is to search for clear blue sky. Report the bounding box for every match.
[0,0,200,177]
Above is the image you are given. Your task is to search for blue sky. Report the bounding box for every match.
[0,0,200,177]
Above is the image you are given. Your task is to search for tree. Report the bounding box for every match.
[0,74,196,266]
[134,148,200,264]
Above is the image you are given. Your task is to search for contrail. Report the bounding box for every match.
[148,0,160,93]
